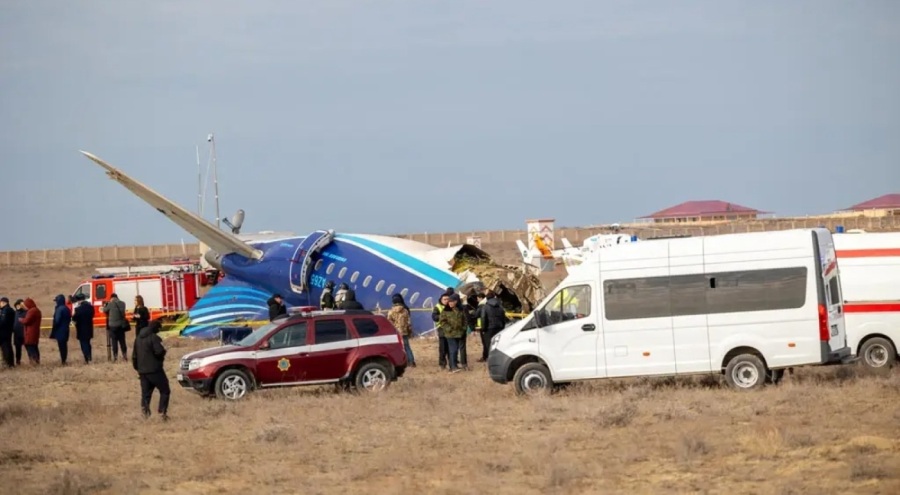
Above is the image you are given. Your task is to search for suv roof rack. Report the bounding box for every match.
[282,308,375,319]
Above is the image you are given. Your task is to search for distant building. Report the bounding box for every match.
[839,193,900,217]
[638,200,770,224]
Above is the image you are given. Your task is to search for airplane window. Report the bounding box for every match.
[314,259,323,271]
[410,292,420,304]
[376,280,385,292]
[350,271,360,283]
[422,297,433,308]
[386,284,396,295]
[326,263,335,275]
[400,288,409,298]
[338,267,347,279]
[363,276,372,288]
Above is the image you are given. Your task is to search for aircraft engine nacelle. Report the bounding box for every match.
[222,209,245,234]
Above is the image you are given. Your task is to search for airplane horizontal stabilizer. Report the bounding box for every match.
[79,151,263,260]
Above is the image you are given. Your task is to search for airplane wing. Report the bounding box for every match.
[79,150,263,260]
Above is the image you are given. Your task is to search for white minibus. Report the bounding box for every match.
[488,228,851,393]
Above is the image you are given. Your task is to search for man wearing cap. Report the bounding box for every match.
[0,297,16,367]
[267,294,287,321]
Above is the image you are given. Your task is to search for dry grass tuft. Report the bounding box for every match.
[849,459,892,481]
[676,433,712,465]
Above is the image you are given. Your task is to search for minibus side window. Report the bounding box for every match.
[541,285,591,325]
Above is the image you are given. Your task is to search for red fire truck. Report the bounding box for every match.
[70,261,213,327]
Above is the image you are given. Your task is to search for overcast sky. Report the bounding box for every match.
[1,0,898,250]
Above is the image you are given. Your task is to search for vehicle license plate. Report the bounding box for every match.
[176,373,184,381]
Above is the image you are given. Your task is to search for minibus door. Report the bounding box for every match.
[536,283,603,381]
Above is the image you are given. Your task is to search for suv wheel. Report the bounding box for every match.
[513,362,553,396]
[215,369,252,401]
[354,362,391,393]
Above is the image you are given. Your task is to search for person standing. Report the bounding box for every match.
[12,299,26,366]
[438,294,468,373]
[387,293,416,367]
[19,298,42,365]
[132,320,170,421]
[0,297,16,368]
[481,290,509,358]
[431,293,450,369]
[71,294,95,364]
[267,294,287,321]
[102,293,128,362]
[320,281,336,310]
[50,294,72,365]
[132,295,150,346]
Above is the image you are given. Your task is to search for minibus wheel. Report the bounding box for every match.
[724,354,766,391]
[859,337,896,371]
[513,363,553,396]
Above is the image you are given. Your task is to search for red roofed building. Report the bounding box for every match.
[840,193,900,217]
[639,200,770,224]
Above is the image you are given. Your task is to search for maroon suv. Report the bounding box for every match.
[176,310,408,400]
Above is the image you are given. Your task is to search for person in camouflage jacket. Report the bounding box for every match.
[387,294,416,367]
[438,294,467,372]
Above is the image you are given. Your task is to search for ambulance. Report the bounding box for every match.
[833,231,900,370]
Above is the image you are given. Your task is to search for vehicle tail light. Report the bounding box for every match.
[818,304,830,342]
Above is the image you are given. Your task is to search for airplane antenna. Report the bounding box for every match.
[210,133,221,229]
[196,145,202,215]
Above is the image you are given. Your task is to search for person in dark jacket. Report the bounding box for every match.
[340,290,364,310]
[132,320,170,420]
[320,281,336,310]
[71,294,95,364]
[0,297,16,368]
[19,298,42,365]
[267,294,287,321]
[102,293,128,362]
[132,295,150,332]
[481,291,509,357]
[49,294,72,365]
[13,299,26,366]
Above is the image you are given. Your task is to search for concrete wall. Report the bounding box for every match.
[2,215,899,267]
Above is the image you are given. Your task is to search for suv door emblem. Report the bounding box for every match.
[277,357,291,372]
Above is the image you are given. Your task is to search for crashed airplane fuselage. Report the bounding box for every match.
[79,151,542,338]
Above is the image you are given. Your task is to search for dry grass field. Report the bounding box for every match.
[1,266,899,495]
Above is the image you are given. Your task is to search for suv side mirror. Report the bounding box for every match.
[259,341,270,350]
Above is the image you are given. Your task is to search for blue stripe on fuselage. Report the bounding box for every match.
[337,234,458,288]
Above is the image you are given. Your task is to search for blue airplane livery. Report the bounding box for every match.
[78,151,541,339]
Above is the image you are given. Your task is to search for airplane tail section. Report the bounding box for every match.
[79,151,263,260]
[562,238,574,250]
[516,240,535,265]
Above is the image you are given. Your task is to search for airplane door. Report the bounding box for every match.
[536,283,603,381]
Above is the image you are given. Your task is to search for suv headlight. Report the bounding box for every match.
[188,359,203,370]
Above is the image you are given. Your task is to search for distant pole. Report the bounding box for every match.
[196,145,202,216]
[209,133,221,229]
